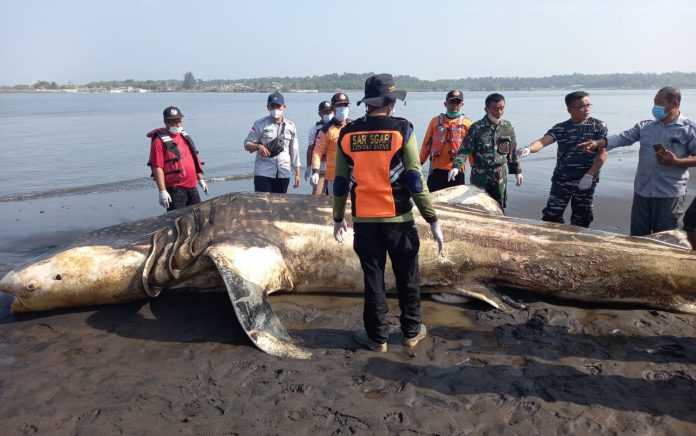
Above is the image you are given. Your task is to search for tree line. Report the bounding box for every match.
[7,71,696,92]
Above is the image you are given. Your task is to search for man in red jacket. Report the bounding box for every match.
[147,106,207,211]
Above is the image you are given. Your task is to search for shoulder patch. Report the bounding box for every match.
[683,118,696,128]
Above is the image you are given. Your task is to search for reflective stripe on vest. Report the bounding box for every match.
[429,114,466,158]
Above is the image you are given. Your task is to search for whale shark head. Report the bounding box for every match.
[0,245,148,312]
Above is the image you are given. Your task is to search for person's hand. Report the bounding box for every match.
[310,172,319,186]
[656,149,678,166]
[158,190,171,209]
[257,143,270,157]
[578,139,601,152]
[577,174,594,191]
[333,219,348,243]
[293,173,301,188]
[304,167,312,181]
[515,173,524,186]
[516,147,531,159]
[447,167,459,182]
[430,222,445,256]
[198,179,209,194]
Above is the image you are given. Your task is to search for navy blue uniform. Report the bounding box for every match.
[542,117,608,227]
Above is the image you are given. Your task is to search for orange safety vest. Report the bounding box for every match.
[338,116,413,218]
[429,114,467,158]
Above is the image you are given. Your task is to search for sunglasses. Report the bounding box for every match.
[447,99,463,104]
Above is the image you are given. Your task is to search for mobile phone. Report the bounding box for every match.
[652,143,666,153]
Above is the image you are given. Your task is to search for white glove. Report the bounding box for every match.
[516,147,531,159]
[304,166,312,181]
[310,172,319,186]
[333,219,348,243]
[158,190,171,209]
[198,179,209,194]
[447,167,459,182]
[578,174,594,191]
[515,173,524,186]
[430,222,445,256]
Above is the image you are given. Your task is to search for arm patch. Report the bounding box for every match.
[405,170,423,193]
[333,176,349,197]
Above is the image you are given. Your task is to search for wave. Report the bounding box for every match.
[0,173,255,202]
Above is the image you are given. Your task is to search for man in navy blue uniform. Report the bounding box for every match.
[517,91,608,228]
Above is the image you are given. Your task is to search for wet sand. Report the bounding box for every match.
[1,182,696,434]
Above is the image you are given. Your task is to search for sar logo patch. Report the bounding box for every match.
[350,133,393,152]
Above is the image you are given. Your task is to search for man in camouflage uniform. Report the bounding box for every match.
[517,91,608,228]
[448,93,522,209]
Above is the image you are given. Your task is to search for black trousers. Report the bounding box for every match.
[166,186,200,212]
[254,175,290,193]
[427,168,465,193]
[353,221,422,343]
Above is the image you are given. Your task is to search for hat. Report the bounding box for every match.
[357,74,407,106]
[318,101,332,111]
[163,106,184,120]
[267,91,285,105]
[331,92,350,105]
[446,90,464,101]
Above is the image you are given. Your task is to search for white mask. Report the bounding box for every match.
[335,107,349,121]
[321,113,333,123]
[168,125,183,135]
[487,114,501,124]
[270,109,283,119]
[389,104,396,116]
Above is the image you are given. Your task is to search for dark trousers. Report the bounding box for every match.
[630,194,685,236]
[427,168,465,193]
[166,186,200,212]
[683,197,696,232]
[254,175,290,193]
[541,179,596,228]
[353,221,422,343]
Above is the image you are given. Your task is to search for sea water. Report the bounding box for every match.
[2,89,694,201]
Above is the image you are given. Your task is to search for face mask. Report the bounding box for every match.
[389,104,396,116]
[446,111,461,118]
[270,109,283,119]
[652,105,667,121]
[321,113,333,123]
[487,114,500,124]
[168,125,183,135]
[335,107,349,121]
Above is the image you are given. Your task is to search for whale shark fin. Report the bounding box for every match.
[205,243,312,359]
[427,281,525,313]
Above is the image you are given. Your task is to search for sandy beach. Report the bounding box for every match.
[1,180,696,434]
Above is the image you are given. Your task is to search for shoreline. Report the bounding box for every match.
[1,183,695,434]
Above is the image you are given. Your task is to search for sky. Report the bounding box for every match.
[2,0,696,86]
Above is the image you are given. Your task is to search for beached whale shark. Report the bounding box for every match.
[1,186,695,358]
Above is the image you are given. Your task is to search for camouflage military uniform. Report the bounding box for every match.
[454,116,520,209]
[541,117,608,228]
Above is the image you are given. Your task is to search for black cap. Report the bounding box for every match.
[163,106,184,120]
[318,101,332,111]
[446,90,464,101]
[357,74,407,106]
[331,92,350,105]
[267,91,285,105]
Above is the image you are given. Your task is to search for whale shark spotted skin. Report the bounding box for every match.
[1,186,695,358]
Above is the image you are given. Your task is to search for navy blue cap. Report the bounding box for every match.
[267,91,285,105]
[163,106,184,119]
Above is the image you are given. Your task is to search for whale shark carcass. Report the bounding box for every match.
[1,186,695,358]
